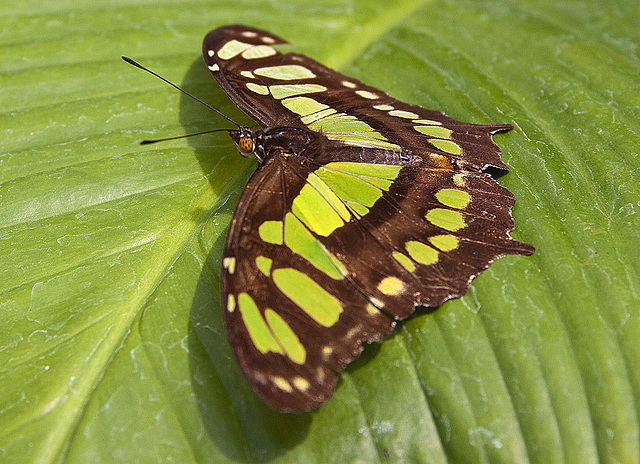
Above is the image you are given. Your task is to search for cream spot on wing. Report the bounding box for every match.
[453,173,466,187]
[322,346,333,358]
[293,376,311,392]
[374,104,394,111]
[342,80,356,88]
[227,294,235,313]
[241,31,257,37]
[207,49,215,57]
[365,303,379,315]
[261,36,276,44]
[346,324,363,340]
[356,90,379,99]
[272,376,293,392]
[377,276,405,296]
[240,70,255,78]
[223,256,236,274]
[208,64,219,72]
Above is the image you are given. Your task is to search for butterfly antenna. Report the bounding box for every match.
[140,128,232,145]
[122,56,240,128]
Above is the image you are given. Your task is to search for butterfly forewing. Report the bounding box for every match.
[204,25,511,171]
[205,25,534,412]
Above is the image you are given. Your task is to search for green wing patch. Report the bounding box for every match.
[315,162,402,217]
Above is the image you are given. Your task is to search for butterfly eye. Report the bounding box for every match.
[238,136,254,154]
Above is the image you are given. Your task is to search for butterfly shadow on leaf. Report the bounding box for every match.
[177,56,313,460]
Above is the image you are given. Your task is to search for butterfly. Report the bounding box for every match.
[199,25,534,413]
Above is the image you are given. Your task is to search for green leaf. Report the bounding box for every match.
[1,0,639,462]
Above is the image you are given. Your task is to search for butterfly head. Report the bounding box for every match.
[229,126,262,159]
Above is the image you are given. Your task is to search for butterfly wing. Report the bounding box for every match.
[221,155,395,412]
[206,25,534,412]
[309,158,534,317]
[221,144,533,412]
[204,24,512,171]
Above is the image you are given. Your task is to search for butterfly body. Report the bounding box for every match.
[203,25,534,412]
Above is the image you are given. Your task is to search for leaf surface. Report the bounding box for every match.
[1,0,639,462]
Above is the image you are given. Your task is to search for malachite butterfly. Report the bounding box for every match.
[131,24,535,413]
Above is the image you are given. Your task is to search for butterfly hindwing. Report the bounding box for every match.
[221,142,533,411]
[204,25,511,171]
[313,160,533,316]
